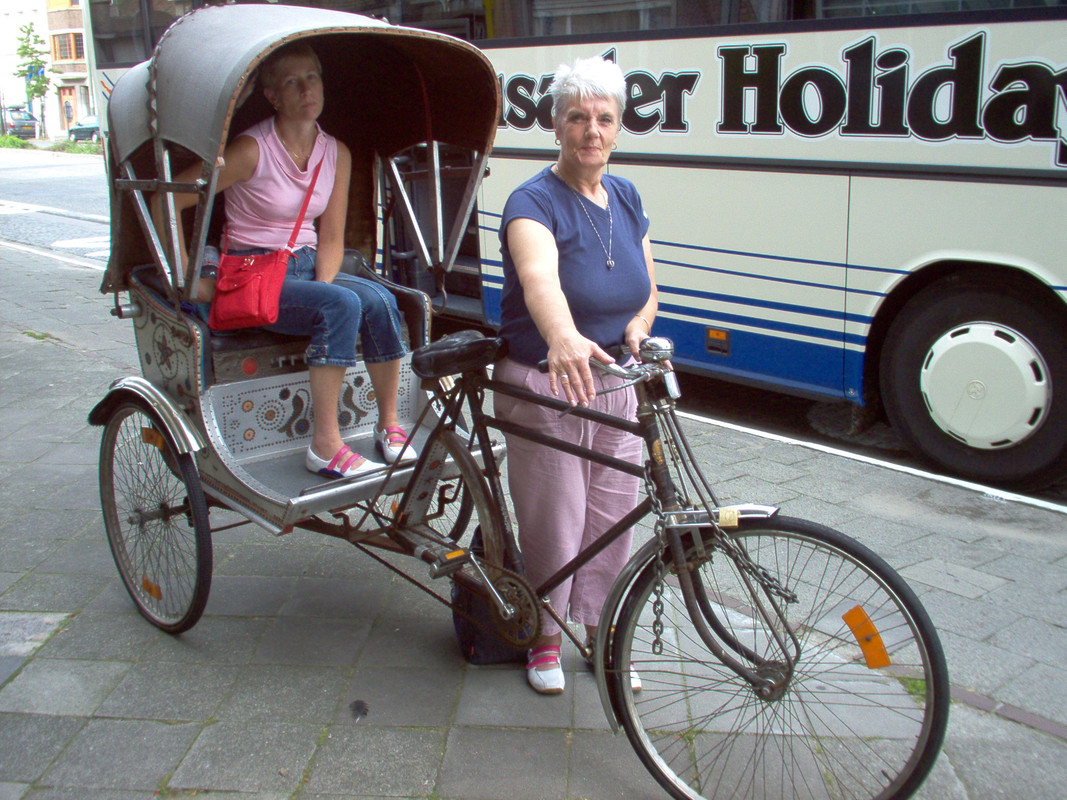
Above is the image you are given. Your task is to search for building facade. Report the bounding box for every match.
[48,0,93,137]
[0,0,91,140]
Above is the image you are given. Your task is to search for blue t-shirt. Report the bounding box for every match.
[499,166,652,366]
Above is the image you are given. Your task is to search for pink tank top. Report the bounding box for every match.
[224,117,338,250]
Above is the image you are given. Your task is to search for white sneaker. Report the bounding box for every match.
[375,426,418,463]
[526,645,565,695]
[305,445,382,479]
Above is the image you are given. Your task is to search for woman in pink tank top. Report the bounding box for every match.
[153,42,416,478]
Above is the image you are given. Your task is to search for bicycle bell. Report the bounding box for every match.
[639,336,674,363]
[640,337,681,399]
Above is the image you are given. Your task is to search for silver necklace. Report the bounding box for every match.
[570,187,614,269]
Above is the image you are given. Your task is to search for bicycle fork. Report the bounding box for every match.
[663,521,803,699]
[637,398,802,699]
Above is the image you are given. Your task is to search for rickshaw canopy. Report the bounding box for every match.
[102,2,500,293]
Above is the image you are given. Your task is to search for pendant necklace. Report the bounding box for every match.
[570,186,614,269]
[279,132,314,166]
[285,143,312,166]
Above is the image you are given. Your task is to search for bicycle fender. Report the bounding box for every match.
[88,375,206,455]
[595,535,664,732]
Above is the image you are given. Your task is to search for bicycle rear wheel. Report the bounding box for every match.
[99,399,212,633]
[610,515,948,800]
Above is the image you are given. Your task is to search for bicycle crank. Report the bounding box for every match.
[488,569,541,648]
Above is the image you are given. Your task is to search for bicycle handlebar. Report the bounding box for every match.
[536,337,679,397]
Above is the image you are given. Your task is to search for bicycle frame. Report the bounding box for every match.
[424,349,800,726]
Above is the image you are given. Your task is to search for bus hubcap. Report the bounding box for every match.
[919,322,1050,449]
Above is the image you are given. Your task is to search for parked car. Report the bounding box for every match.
[68,115,100,143]
[2,107,36,139]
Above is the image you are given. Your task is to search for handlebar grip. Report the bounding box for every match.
[535,342,631,373]
[535,354,631,379]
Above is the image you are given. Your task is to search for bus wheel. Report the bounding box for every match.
[880,278,1067,490]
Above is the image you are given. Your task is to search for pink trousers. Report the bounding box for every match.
[493,358,643,636]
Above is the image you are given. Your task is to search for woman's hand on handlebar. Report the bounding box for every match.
[545,331,614,407]
[624,316,651,361]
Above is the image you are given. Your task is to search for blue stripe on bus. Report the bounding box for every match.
[655,258,884,299]
[660,282,870,329]
[652,239,909,279]
[479,211,908,283]
[478,285,867,399]
[478,265,867,346]
[656,315,849,398]
[659,301,866,348]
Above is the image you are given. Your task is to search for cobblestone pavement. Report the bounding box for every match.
[2,245,1066,799]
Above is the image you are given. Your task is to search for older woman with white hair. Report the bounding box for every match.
[494,56,658,695]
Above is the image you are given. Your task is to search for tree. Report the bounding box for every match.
[13,22,50,138]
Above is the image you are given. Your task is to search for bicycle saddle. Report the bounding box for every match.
[411,330,508,379]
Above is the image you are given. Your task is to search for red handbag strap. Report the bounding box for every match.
[222,158,324,255]
[285,159,323,252]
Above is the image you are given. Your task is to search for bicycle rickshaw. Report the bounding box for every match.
[90,5,949,799]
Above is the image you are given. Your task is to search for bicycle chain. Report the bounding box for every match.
[715,537,799,604]
[645,464,668,655]
[642,462,797,634]
[651,535,666,656]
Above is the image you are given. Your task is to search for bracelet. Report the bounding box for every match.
[633,314,652,332]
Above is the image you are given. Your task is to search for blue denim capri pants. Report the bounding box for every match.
[227,245,407,367]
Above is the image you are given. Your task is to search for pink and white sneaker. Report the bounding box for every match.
[526,644,565,695]
[306,445,382,479]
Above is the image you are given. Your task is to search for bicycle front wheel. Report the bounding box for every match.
[610,515,948,800]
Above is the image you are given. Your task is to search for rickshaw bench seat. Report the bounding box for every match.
[131,252,430,387]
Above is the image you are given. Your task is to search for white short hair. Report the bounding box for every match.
[549,57,627,127]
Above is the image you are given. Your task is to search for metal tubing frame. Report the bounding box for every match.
[382,143,488,277]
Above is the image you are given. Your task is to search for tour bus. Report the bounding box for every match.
[84,1,1067,489]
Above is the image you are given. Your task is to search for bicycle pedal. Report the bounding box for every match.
[424,546,471,579]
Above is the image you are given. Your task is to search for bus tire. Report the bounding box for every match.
[880,278,1067,489]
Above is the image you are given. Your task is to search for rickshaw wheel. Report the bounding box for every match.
[99,399,212,633]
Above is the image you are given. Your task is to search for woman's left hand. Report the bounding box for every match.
[625,315,651,360]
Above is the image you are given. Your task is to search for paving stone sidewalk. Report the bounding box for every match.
[2,246,1066,799]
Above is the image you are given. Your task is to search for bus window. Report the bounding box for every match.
[88,0,195,69]
[476,1,793,39]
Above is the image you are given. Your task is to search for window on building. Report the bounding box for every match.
[53,34,72,61]
[51,33,85,62]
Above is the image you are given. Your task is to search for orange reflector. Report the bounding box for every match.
[444,549,465,561]
[140,427,166,451]
[141,575,162,600]
[842,605,890,669]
